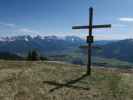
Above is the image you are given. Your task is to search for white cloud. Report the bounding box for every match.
[119,17,133,22]
[18,28,34,33]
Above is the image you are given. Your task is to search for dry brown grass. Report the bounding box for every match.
[0,60,133,100]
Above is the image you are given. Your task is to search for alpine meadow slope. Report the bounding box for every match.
[0,60,133,100]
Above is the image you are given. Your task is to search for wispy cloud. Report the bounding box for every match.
[95,32,133,40]
[0,22,16,27]
[18,28,34,33]
[18,28,41,35]
[113,24,127,28]
[0,22,42,36]
[119,17,133,22]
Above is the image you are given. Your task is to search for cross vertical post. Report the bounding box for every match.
[87,7,93,75]
[72,7,111,75]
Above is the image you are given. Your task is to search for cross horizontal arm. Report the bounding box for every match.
[72,24,111,29]
[93,24,111,28]
[72,26,88,29]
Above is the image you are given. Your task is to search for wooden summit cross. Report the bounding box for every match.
[72,7,111,75]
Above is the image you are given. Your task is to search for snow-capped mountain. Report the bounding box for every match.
[0,35,114,57]
[0,35,85,56]
[0,35,84,42]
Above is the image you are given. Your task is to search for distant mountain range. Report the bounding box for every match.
[93,39,133,62]
[0,35,85,56]
[0,35,112,56]
[0,35,133,63]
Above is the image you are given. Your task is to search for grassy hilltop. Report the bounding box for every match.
[0,60,133,100]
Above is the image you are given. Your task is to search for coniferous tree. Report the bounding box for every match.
[40,56,48,61]
[31,50,38,60]
[27,51,32,60]
[27,50,48,61]
[27,50,39,61]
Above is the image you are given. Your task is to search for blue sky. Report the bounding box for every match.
[0,0,133,40]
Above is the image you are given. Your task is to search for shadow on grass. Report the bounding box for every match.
[43,74,90,92]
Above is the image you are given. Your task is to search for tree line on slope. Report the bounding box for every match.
[0,50,48,61]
